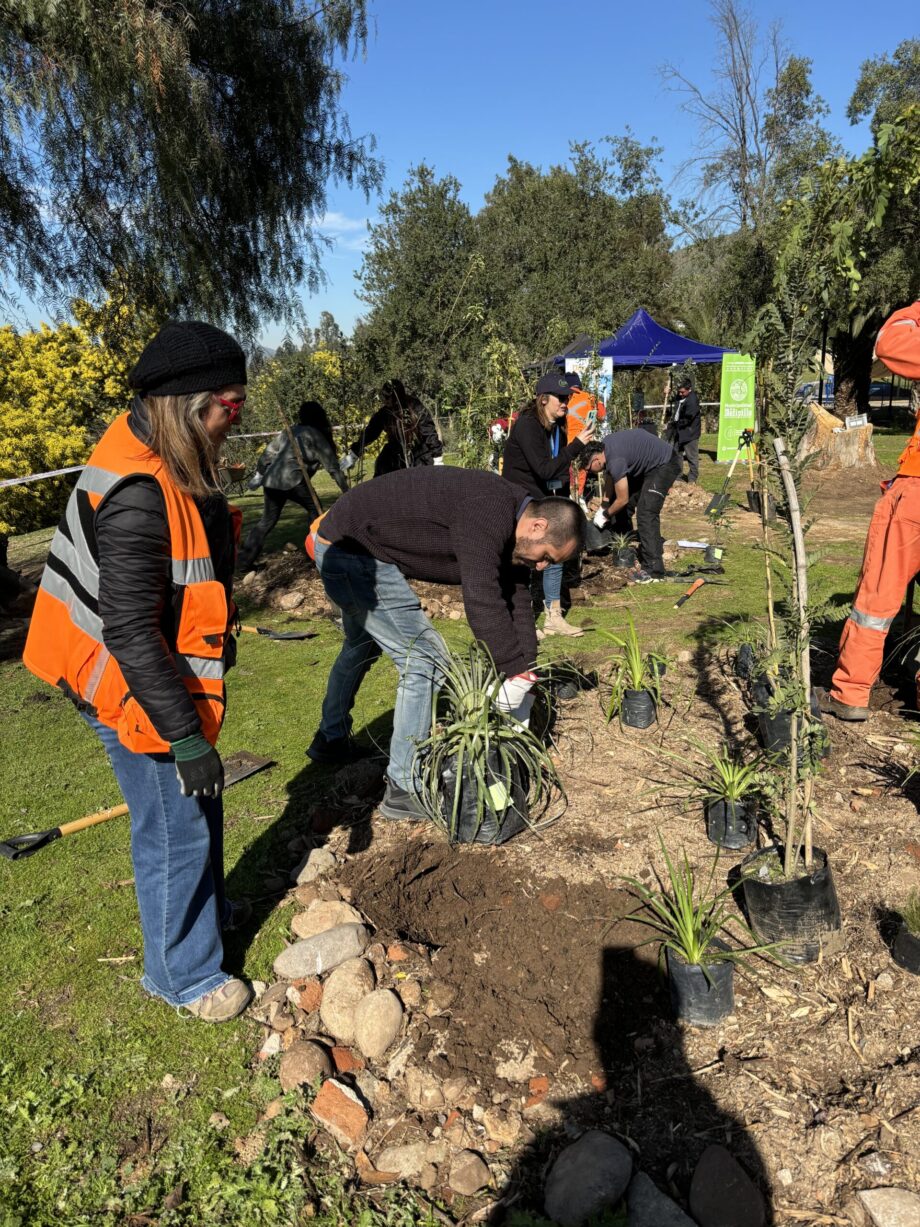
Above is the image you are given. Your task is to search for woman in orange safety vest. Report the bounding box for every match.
[23,321,253,1023]
[818,302,920,720]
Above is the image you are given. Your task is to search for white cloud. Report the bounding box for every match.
[314,210,374,252]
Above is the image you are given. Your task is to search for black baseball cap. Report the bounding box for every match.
[535,371,571,398]
[565,372,583,390]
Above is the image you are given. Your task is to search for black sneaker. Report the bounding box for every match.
[306,732,371,765]
[378,778,428,822]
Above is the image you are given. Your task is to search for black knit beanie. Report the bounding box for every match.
[129,321,247,397]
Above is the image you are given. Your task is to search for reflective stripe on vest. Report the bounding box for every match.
[850,607,894,632]
[23,413,230,754]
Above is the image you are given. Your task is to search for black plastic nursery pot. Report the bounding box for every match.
[620,688,657,729]
[616,546,638,569]
[740,845,842,964]
[705,799,756,851]
[751,681,829,763]
[439,751,529,846]
[704,544,725,565]
[666,944,734,1027]
[735,644,756,680]
[892,923,920,975]
[746,489,777,521]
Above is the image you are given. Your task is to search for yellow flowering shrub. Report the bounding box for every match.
[0,301,153,534]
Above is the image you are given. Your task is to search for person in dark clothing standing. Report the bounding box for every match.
[237,401,348,572]
[666,379,702,483]
[501,371,594,636]
[584,429,681,582]
[304,468,586,819]
[341,379,443,478]
[24,322,253,1023]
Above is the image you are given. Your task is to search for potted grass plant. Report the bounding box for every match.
[657,738,761,850]
[413,641,563,845]
[599,616,665,730]
[609,531,638,569]
[892,889,920,975]
[623,839,779,1027]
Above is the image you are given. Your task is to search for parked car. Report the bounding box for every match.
[795,377,896,409]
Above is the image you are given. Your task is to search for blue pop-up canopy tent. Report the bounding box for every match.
[560,308,735,366]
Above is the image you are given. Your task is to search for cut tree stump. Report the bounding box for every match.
[797,405,876,471]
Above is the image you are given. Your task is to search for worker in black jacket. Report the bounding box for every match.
[305,468,586,819]
[666,379,702,483]
[341,379,443,477]
[501,371,594,636]
[24,322,252,1025]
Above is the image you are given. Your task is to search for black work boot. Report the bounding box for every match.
[306,731,371,765]
[378,778,428,822]
[813,686,869,722]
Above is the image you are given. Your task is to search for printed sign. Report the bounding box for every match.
[716,354,757,463]
[565,356,613,406]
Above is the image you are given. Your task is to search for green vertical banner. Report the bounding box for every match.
[716,354,757,462]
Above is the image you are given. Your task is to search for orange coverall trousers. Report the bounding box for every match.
[831,475,920,708]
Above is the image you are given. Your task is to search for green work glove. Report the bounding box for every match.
[171,733,224,798]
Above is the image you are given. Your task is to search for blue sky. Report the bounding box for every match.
[9,1,917,346]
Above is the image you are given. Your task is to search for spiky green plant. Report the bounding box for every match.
[412,641,563,842]
[902,888,920,937]
[622,838,781,968]
[662,738,762,805]
[598,615,665,722]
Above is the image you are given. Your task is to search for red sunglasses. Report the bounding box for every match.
[215,394,245,424]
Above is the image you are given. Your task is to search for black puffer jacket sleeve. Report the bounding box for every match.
[411,403,443,465]
[95,477,201,744]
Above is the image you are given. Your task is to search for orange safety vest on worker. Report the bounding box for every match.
[877,302,920,477]
[829,301,920,710]
[23,413,236,754]
[565,389,606,444]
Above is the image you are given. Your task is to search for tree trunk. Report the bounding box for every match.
[798,405,876,470]
[832,323,875,416]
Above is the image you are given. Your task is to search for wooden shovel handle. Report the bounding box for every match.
[59,804,128,837]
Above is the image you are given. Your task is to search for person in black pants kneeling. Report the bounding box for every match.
[582,431,681,582]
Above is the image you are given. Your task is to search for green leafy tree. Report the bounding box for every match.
[356,164,485,400]
[476,136,671,359]
[0,1,381,335]
[848,39,920,135]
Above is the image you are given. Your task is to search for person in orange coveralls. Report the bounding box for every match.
[565,372,606,499]
[817,302,920,720]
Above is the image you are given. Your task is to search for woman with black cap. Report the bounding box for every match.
[501,371,594,637]
[24,321,252,1023]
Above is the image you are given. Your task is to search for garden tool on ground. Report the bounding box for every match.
[673,576,729,609]
[0,750,273,861]
[705,429,756,517]
[240,625,318,641]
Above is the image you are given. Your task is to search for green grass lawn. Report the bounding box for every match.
[0,433,901,1224]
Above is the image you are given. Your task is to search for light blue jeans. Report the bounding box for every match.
[83,715,229,1007]
[542,563,563,605]
[315,541,449,790]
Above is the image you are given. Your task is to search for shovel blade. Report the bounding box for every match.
[0,828,60,860]
[222,750,274,787]
[705,493,729,516]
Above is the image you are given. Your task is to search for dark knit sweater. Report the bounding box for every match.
[319,467,538,676]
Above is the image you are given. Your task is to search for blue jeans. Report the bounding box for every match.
[542,563,563,605]
[83,715,229,1007]
[315,541,448,790]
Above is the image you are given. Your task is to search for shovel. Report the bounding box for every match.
[705,429,755,517]
[0,749,273,861]
[240,624,318,641]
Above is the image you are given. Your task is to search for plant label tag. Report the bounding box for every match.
[487,781,510,811]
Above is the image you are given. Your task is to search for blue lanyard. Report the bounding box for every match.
[550,425,560,458]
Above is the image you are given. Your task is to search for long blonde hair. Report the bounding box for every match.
[144,392,221,498]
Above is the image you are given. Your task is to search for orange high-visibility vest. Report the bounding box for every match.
[23,413,235,753]
[876,303,920,478]
[565,390,606,444]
